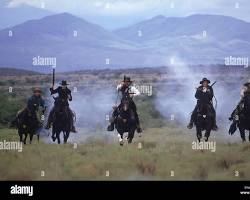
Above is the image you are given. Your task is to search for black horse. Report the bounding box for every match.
[114,97,137,146]
[229,94,250,142]
[51,98,73,144]
[12,108,40,144]
[194,103,214,142]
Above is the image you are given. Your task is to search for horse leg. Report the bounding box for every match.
[29,133,34,144]
[128,129,135,144]
[23,133,28,145]
[65,131,70,143]
[239,128,246,142]
[249,131,250,142]
[37,134,40,142]
[196,127,202,142]
[118,133,123,146]
[205,130,211,142]
[52,129,56,142]
[63,131,69,144]
[19,131,23,143]
[57,132,61,144]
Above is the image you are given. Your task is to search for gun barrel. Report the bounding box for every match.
[52,68,55,87]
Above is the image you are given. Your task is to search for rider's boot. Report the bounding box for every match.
[212,124,218,131]
[45,121,51,130]
[107,122,114,131]
[229,109,237,121]
[212,121,218,131]
[136,124,142,133]
[212,118,218,131]
[107,115,116,131]
[187,120,193,129]
[71,125,77,133]
[134,112,142,133]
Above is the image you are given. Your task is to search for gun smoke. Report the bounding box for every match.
[155,56,247,141]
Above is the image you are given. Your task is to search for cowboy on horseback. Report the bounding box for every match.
[229,80,250,122]
[187,78,218,131]
[18,88,46,126]
[45,80,76,133]
[107,76,142,133]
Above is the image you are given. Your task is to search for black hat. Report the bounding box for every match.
[200,78,210,84]
[33,88,42,93]
[123,76,132,82]
[60,80,69,86]
[244,79,250,86]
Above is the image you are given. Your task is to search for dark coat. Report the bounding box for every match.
[50,86,72,106]
[195,85,214,104]
[27,95,45,112]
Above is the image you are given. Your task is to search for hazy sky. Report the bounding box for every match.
[6,0,250,29]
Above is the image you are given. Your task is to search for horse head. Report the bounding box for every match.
[120,94,131,111]
[197,103,212,119]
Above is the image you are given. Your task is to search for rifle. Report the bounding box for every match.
[211,81,217,87]
[52,68,55,88]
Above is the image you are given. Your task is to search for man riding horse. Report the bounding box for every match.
[187,78,218,131]
[107,76,142,133]
[229,80,250,140]
[18,88,46,126]
[229,80,250,122]
[45,80,76,133]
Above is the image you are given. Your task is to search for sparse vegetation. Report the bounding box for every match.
[0,67,250,180]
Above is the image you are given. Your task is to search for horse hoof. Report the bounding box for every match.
[119,139,123,146]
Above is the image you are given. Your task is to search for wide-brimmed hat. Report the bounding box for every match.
[59,80,69,86]
[33,88,42,93]
[244,79,250,86]
[123,76,132,83]
[200,78,210,84]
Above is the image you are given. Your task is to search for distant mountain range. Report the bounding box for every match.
[0,12,250,72]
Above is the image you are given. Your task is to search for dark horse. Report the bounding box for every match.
[114,97,137,146]
[51,98,73,144]
[194,103,214,142]
[229,94,250,142]
[11,108,40,144]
